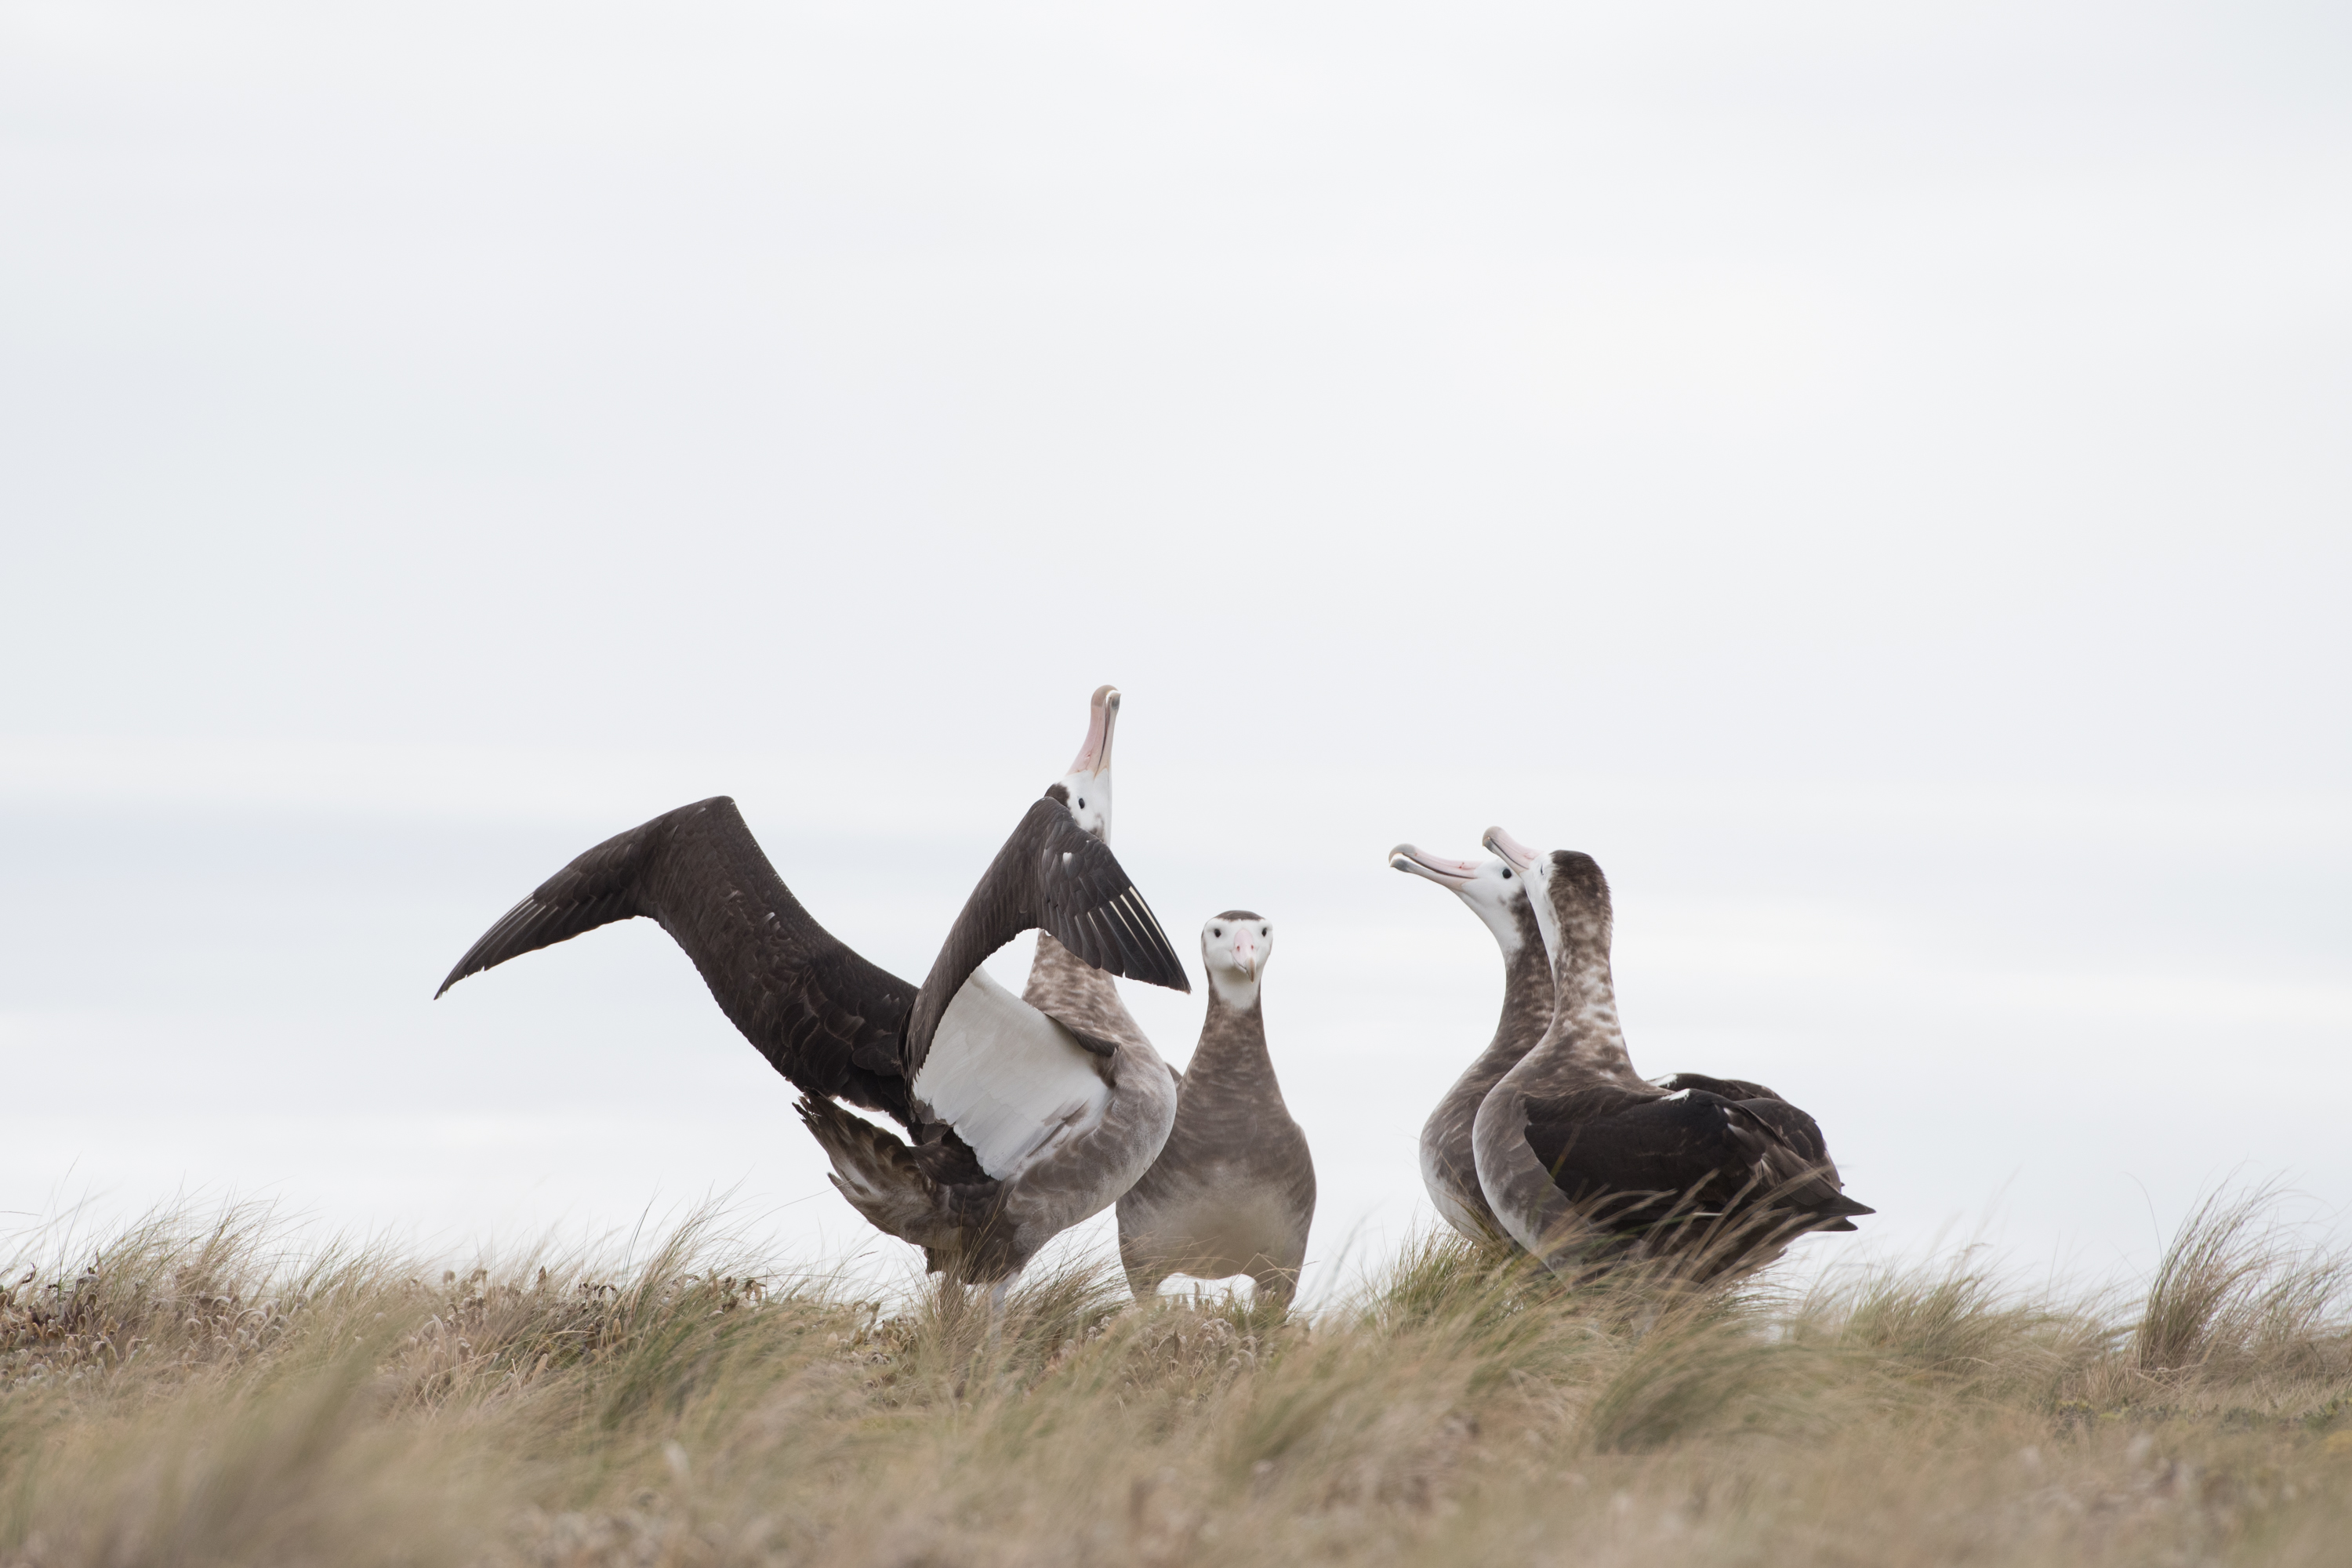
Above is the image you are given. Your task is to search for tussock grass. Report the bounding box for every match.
[2134,1181,2352,1380]
[4,1189,2349,1566]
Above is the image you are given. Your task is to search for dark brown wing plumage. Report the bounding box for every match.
[1651,1071,1781,1105]
[1651,1072,1836,1167]
[435,797,918,1124]
[903,796,1189,1077]
[1521,1083,1871,1235]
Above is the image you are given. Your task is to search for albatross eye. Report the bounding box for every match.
[1501,869,1512,879]
[1077,797,1085,808]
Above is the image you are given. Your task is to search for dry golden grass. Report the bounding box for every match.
[4,1191,2349,1567]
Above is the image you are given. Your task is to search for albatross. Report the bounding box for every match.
[1388,842,1552,1243]
[434,699,1191,1300]
[1116,912,1316,1308]
[1018,685,1160,1064]
[1470,828,1871,1279]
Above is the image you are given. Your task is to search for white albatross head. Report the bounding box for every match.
[1484,826,1613,963]
[1481,825,1555,960]
[1201,909,1272,1011]
[1050,684,1119,842]
[1388,841,1531,956]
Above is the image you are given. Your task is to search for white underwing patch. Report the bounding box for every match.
[913,969,1110,1181]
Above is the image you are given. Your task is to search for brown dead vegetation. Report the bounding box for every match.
[2,1189,2347,1566]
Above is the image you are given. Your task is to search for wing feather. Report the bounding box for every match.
[911,970,1112,1181]
[436,797,919,1124]
[903,797,1190,1076]
[1522,1084,1869,1231]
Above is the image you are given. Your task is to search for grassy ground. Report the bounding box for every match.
[4,1189,2348,1567]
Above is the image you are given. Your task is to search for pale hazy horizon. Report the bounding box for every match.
[4,0,2347,1296]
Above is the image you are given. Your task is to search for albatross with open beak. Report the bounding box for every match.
[1116,912,1316,1308]
[1471,828,1871,1279]
[434,691,1191,1303]
[1388,841,1553,1243]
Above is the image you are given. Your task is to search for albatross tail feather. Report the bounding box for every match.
[793,1097,1021,1281]
[794,1097,939,1242]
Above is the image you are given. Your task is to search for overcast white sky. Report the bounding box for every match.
[3,0,2347,1297]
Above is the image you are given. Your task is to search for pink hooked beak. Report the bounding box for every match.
[1229,930,1259,979]
[1483,826,1538,873]
[1068,684,1119,777]
[1388,844,1483,888]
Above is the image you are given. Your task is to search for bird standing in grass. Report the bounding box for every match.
[435,688,1192,1310]
[1388,841,1553,1244]
[1472,829,1870,1280]
[1116,912,1316,1309]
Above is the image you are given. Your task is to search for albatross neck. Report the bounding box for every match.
[1189,983,1282,1093]
[1483,896,1558,1065]
[1530,913,1641,1085]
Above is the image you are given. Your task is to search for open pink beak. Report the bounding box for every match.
[1068,684,1119,777]
[1388,844,1483,888]
[1483,826,1537,873]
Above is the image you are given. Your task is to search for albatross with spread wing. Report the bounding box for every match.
[435,691,1191,1298]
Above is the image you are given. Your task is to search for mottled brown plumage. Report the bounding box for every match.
[1116,913,1316,1308]
[1473,837,1870,1279]
[1391,846,1554,1243]
[1023,931,1156,1055]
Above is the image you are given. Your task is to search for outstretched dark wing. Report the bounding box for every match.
[436,797,918,1124]
[903,795,1189,1076]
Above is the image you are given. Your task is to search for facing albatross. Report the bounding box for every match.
[1388,842,1552,1243]
[1471,828,1871,1279]
[434,730,1192,1294]
[1116,912,1316,1308]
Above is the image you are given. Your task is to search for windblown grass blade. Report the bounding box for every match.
[3,1186,2347,1565]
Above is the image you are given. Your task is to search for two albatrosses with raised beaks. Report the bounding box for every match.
[434,685,1192,1309]
[1388,842,1552,1243]
[1116,911,1316,1309]
[1468,828,1871,1279]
